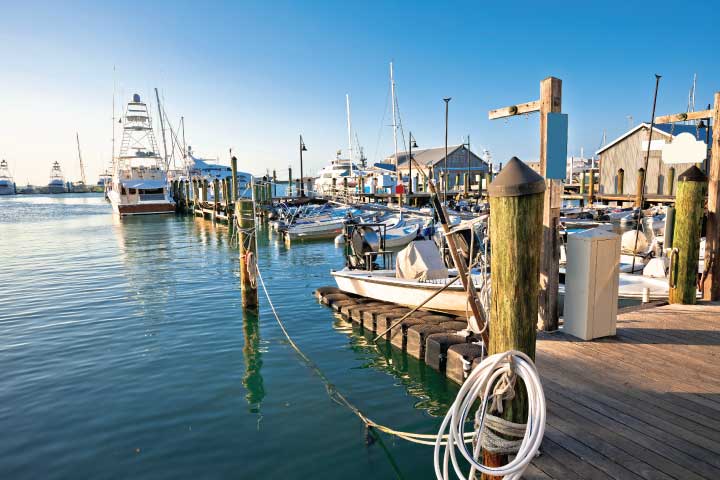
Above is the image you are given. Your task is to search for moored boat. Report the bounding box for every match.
[106,94,175,216]
[0,159,15,195]
[47,161,67,194]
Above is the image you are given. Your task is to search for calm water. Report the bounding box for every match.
[0,194,460,479]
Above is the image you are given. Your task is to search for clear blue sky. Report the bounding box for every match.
[1,0,718,184]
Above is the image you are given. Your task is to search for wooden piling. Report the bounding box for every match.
[635,168,645,207]
[579,171,585,195]
[237,199,258,309]
[667,166,675,196]
[669,166,706,305]
[231,156,238,202]
[213,178,220,218]
[617,168,624,195]
[184,180,190,211]
[485,157,544,476]
[588,169,595,205]
[288,167,293,197]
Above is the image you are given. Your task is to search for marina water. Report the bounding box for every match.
[0,194,460,479]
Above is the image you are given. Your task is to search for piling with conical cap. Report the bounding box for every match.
[669,165,706,304]
[484,156,545,477]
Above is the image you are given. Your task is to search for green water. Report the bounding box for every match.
[0,194,460,479]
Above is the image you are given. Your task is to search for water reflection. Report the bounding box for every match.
[332,315,459,417]
[242,310,266,415]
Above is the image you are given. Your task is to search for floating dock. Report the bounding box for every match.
[315,288,720,479]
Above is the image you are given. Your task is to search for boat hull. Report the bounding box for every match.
[113,202,175,216]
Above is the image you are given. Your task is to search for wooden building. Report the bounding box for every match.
[596,123,711,196]
[390,144,489,191]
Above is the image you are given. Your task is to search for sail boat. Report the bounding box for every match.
[0,159,15,195]
[106,93,175,215]
[314,94,368,195]
[48,161,67,193]
[73,133,90,193]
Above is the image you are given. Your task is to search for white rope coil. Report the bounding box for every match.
[434,350,546,480]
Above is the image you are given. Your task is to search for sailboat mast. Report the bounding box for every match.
[346,93,353,162]
[154,87,169,171]
[76,132,87,185]
[111,67,116,174]
[390,62,399,168]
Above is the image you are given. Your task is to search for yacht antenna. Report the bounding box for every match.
[111,66,116,174]
[154,88,170,171]
[346,93,354,162]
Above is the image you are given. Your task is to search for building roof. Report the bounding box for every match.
[392,144,485,167]
[596,122,712,155]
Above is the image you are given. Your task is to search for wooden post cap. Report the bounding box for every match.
[678,165,708,183]
[488,157,545,197]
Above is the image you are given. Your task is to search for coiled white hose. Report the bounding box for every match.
[434,350,546,480]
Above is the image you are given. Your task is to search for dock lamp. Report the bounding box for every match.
[299,135,307,197]
[408,133,418,194]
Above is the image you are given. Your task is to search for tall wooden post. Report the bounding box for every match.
[703,93,720,300]
[213,178,220,218]
[201,179,208,203]
[184,180,190,211]
[539,77,562,333]
[617,168,624,195]
[485,157,545,475]
[579,171,586,194]
[670,166,707,304]
[588,169,595,205]
[222,178,229,210]
[192,178,199,211]
[635,168,645,207]
[272,170,277,198]
[237,199,258,309]
[343,177,348,199]
[231,156,238,203]
[667,166,675,196]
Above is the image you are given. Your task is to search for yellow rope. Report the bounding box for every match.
[254,263,475,446]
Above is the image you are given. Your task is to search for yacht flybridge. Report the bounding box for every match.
[47,161,66,193]
[107,93,175,215]
[0,159,15,195]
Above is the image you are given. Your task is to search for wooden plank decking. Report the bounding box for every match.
[528,303,720,479]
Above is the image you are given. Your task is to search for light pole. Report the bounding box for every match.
[443,97,451,203]
[408,132,418,195]
[299,135,307,197]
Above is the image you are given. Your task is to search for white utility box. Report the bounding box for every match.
[563,228,620,340]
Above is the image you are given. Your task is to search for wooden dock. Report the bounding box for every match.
[315,289,720,479]
[529,302,720,479]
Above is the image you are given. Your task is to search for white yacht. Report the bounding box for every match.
[107,94,175,215]
[184,147,253,200]
[0,159,15,195]
[47,161,67,193]
[314,155,366,195]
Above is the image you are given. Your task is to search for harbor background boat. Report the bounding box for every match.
[0,194,459,479]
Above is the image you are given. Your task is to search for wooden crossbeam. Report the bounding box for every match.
[655,109,713,124]
[488,100,540,120]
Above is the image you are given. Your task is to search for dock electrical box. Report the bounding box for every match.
[563,228,620,340]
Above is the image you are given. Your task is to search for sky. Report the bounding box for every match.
[0,0,718,185]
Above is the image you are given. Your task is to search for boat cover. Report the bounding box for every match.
[121,179,166,189]
[395,240,448,281]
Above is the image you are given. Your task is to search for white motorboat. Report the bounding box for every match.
[47,161,67,193]
[106,94,175,216]
[0,159,15,195]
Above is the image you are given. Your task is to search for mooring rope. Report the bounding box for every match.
[434,350,546,480]
[254,263,476,446]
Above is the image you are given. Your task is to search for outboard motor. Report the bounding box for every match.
[348,226,380,270]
